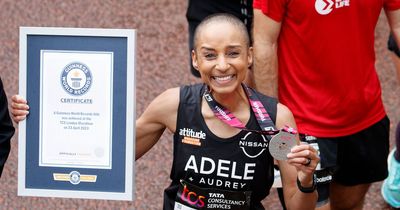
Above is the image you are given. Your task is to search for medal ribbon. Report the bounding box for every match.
[203,83,297,136]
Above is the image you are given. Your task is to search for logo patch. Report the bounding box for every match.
[180,128,206,146]
[61,62,92,96]
[239,132,268,158]
[182,136,202,146]
[315,0,350,15]
[53,171,97,185]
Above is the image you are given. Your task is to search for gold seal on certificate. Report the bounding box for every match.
[269,131,297,160]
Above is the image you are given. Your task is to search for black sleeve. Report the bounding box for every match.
[0,78,15,177]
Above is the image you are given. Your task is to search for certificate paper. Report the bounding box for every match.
[40,51,113,169]
[18,27,135,201]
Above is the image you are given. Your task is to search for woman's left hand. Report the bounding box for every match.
[286,142,320,183]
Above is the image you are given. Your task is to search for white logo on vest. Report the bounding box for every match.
[239,132,268,158]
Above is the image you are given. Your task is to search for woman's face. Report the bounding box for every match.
[192,22,252,95]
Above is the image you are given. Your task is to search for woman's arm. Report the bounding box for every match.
[135,87,179,159]
[275,103,319,210]
[10,87,180,160]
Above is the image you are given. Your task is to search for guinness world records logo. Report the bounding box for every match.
[69,171,81,185]
[61,62,92,96]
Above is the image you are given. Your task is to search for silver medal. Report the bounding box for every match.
[269,131,297,160]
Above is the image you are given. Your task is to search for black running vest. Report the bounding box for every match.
[163,84,277,210]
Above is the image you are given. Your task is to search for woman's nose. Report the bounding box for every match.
[215,56,229,71]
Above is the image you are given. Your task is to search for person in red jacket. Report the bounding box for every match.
[252,1,400,209]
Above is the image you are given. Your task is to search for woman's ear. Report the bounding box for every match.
[191,50,198,69]
[248,46,253,68]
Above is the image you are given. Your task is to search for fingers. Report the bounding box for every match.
[10,108,29,121]
[286,142,320,172]
[12,114,27,123]
[289,142,315,153]
[11,95,27,104]
[10,95,29,123]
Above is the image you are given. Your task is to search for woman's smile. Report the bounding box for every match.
[212,74,236,85]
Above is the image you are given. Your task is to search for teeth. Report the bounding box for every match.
[213,75,232,81]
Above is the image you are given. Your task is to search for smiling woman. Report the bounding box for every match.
[135,13,318,210]
[191,14,251,96]
[192,43,249,95]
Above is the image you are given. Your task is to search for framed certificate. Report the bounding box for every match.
[18,27,135,200]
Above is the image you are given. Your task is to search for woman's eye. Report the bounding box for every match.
[228,51,240,57]
[204,53,216,59]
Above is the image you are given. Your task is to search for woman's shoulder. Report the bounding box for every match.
[179,83,205,103]
[249,87,278,109]
[157,87,180,105]
[156,83,203,104]
[252,87,278,102]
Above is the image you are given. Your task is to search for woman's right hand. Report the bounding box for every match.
[10,95,29,123]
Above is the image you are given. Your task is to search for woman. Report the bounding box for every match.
[136,14,318,209]
[12,14,319,209]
